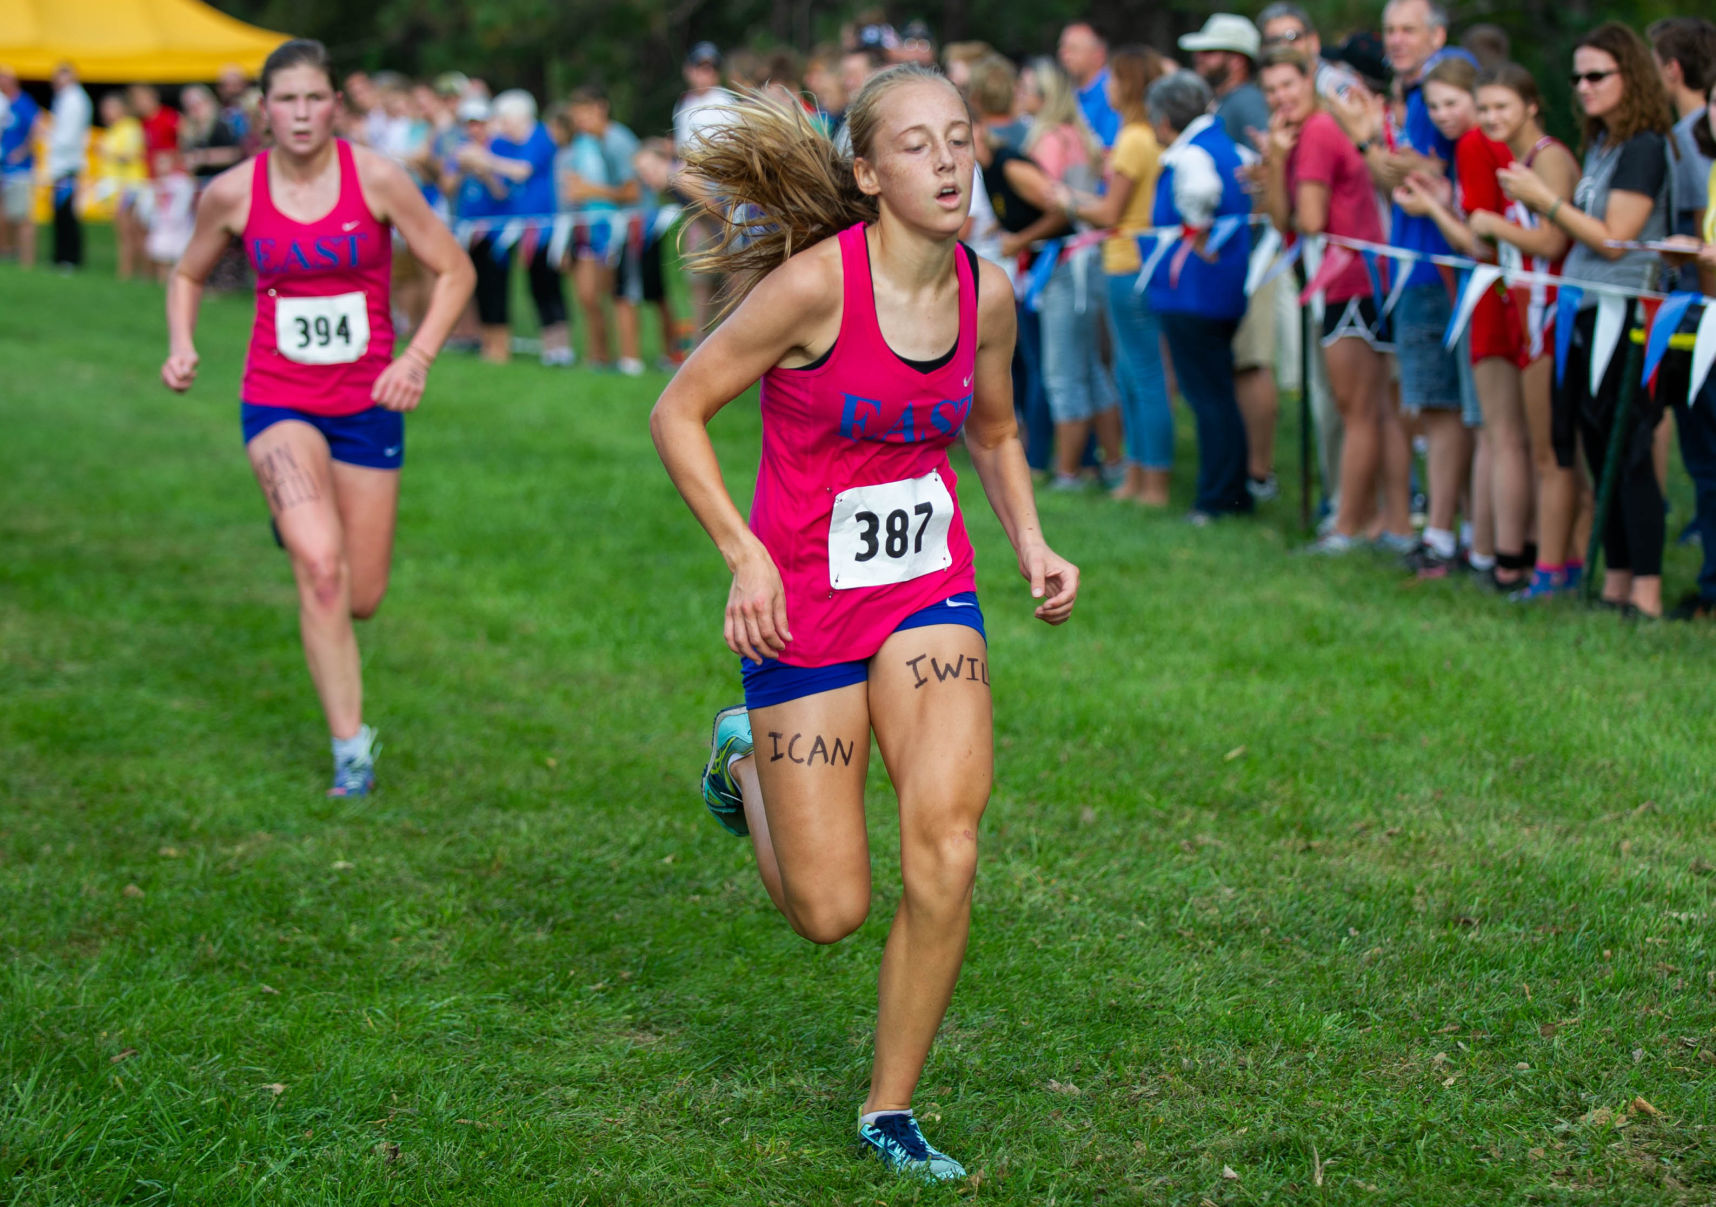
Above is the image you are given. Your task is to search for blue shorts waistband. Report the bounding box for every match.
[741,591,985,711]
[241,402,404,470]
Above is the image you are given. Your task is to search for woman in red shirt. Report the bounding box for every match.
[1259,48,1412,551]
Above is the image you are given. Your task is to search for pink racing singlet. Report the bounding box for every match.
[750,223,979,668]
[242,139,394,416]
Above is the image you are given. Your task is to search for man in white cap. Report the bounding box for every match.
[1179,14,1268,146]
[1180,14,1281,500]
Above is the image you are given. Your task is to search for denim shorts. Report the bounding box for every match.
[741,592,986,710]
[1455,331,1482,429]
[1394,284,1462,414]
[241,403,404,470]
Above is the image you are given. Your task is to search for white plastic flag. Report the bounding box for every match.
[1444,265,1504,350]
[1244,225,1283,296]
[1589,293,1630,396]
[1692,302,1716,407]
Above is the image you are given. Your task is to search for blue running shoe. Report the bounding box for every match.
[859,1112,966,1182]
[701,705,751,836]
[1508,567,1564,604]
[327,727,377,798]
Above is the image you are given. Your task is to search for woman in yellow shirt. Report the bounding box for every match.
[94,92,147,280]
[1058,46,1171,504]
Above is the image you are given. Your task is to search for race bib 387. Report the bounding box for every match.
[828,471,955,590]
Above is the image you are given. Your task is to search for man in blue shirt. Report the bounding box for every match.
[1380,0,1479,577]
[1058,23,1120,149]
[0,65,40,268]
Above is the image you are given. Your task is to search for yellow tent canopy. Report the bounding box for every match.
[0,0,293,83]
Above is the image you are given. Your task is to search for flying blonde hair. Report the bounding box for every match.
[680,63,956,320]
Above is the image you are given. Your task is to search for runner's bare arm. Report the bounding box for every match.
[356,148,477,410]
[649,246,842,660]
[961,258,1079,624]
[1498,158,1656,263]
[1471,151,1575,261]
[162,163,251,392]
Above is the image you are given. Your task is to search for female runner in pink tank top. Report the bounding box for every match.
[160,40,474,797]
[651,66,1078,1182]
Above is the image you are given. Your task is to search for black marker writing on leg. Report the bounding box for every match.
[906,654,929,689]
[767,731,855,766]
[908,652,988,689]
[257,447,320,511]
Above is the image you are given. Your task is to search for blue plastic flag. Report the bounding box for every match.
[1554,286,1584,388]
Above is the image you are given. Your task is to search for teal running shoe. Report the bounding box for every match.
[701,705,751,836]
[327,727,377,798]
[858,1112,967,1182]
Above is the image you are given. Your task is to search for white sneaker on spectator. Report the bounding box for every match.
[541,348,576,368]
[617,357,646,377]
[1304,532,1361,556]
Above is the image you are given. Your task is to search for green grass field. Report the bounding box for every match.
[3,236,1714,1206]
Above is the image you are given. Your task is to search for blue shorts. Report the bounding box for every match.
[241,403,404,470]
[576,219,617,263]
[741,592,986,710]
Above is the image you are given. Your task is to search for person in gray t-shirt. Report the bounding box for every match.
[1648,17,1715,235]
[1647,17,1716,293]
[1497,22,1676,615]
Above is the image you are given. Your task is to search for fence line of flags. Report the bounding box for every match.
[451,199,1716,407]
[1122,213,1716,408]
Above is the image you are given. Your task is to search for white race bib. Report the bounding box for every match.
[828,472,955,590]
[275,292,370,365]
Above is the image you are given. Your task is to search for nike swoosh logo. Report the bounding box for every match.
[342,220,361,232]
[962,375,972,387]
[383,446,400,457]
[943,598,973,607]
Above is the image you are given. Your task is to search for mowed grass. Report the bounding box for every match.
[3,233,1715,1207]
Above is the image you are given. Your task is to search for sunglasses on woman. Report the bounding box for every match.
[1569,69,1617,86]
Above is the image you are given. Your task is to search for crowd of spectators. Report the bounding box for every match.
[4,6,1715,619]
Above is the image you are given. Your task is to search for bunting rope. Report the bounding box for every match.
[1082,213,1716,407]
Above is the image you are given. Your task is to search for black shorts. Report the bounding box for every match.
[1319,295,1393,352]
[614,237,665,304]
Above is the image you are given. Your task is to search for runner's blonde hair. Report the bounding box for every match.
[681,63,957,319]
